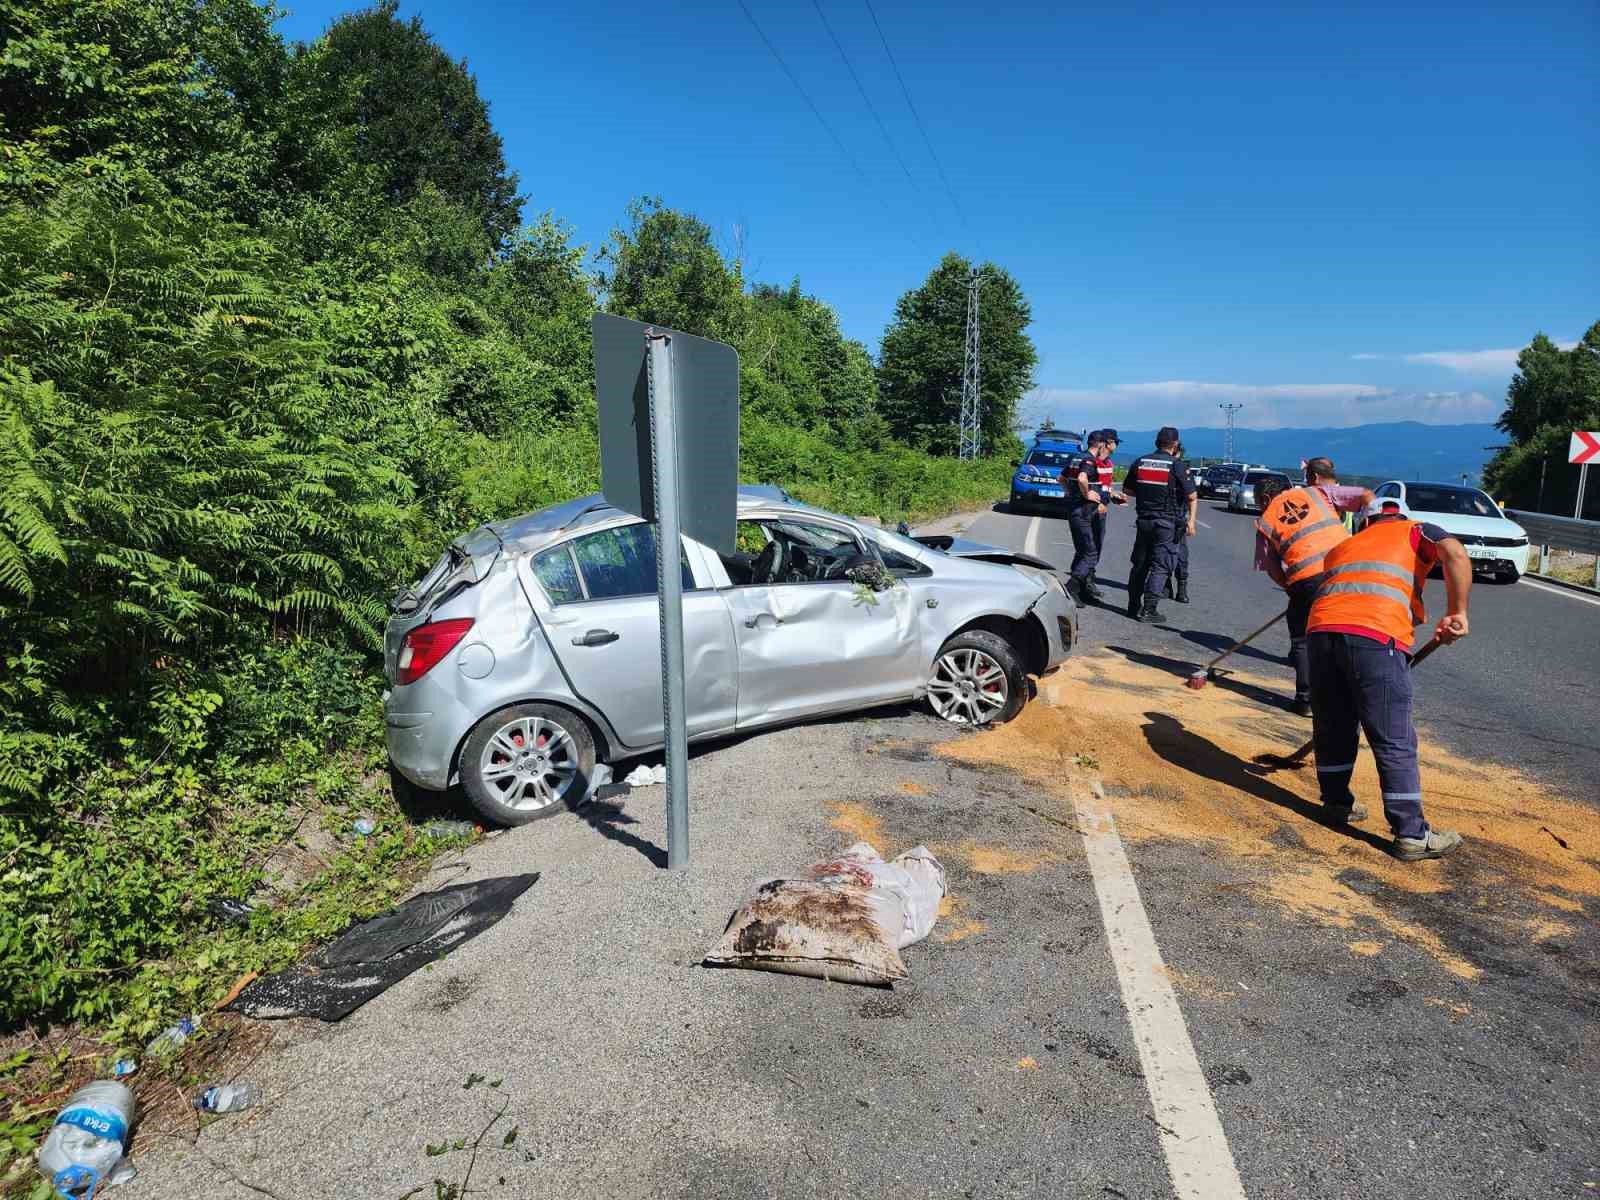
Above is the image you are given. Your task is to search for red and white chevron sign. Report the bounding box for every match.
[1571,431,1600,465]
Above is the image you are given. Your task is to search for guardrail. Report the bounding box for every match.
[1507,509,1600,587]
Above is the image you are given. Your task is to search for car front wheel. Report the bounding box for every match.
[460,702,597,826]
[927,630,1028,727]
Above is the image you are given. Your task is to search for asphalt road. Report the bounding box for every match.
[965,497,1600,799]
[120,499,1598,1200]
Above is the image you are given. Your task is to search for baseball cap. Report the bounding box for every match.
[1363,496,1411,520]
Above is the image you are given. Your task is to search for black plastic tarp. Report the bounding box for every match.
[228,874,538,1021]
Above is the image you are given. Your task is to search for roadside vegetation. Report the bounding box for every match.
[1484,328,1600,516]
[0,0,1036,1147]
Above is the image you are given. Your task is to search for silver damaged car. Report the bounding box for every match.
[384,488,1077,826]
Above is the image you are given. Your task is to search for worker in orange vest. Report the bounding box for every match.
[1305,496,1472,860]
[1254,458,1374,715]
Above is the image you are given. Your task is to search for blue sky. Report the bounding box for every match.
[276,0,1597,431]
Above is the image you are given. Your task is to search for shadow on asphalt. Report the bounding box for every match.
[577,798,667,868]
[1138,711,1395,853]
[1172,627,1287,668]
[1104,643,1295,712]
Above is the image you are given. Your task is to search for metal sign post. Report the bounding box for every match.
[1577,463,1590,521]
[592,313,739,872]
[645,330,691,870]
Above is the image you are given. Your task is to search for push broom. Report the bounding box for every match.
[1184,609,1288,690]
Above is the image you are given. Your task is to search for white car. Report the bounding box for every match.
[1370,481,1530,582]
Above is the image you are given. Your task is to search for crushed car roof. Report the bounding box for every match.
[482,486,808,552]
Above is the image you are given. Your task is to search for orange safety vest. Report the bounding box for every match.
[1307,518,1427,645]
[1256,485,1348,586]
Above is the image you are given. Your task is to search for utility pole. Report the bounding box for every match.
[958,270,990,460]
[1218,402,1243,462]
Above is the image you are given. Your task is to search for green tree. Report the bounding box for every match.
[290,0,522,248]
[1484,323,1600,512]
[877,253,1037,456]
[597,198,746,343]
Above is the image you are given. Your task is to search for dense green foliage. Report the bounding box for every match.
[878,253,1037,457]
[1483,324,1600,517]
[0,0,1026,1044]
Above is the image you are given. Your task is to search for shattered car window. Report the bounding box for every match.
[567,524,695,601]
[533,545,584,604]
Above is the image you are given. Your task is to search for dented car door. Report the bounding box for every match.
[716,517,922,727]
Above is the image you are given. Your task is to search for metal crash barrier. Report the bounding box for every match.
[1506,509,1600,588]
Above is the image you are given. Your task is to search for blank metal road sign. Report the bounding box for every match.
[592,313,740,556]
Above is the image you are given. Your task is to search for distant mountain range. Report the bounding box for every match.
[1087,422,1502,485]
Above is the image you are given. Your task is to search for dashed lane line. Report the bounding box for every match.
[1024,515,1043,558]
[1070,781,1248,1200]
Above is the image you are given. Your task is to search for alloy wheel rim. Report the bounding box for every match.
[480,715,578,810]
[927,648,1008,725]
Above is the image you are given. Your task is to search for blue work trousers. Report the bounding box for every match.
[1307,632,1426,839]
[1068,505,1100,582]
[1129,516,1178,605]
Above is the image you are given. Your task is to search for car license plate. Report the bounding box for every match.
[1038,488,1063,498]
[1465,544,1497,559]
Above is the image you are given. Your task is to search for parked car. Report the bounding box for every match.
[1365,481,1530,582]
[1010,428,1084,513]
[1198,462,1245,499]
[385,489,1078,825]
[1227,469,1291,513]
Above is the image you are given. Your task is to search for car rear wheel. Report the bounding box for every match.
[460,703,596,826]
[927,630,1027,727]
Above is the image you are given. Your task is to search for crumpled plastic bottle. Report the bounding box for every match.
[193,1081,262,1114]
[38,1080,137,1196]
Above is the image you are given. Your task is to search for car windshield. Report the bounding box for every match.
[1244,471,1287,484]
[1406,485,1500,517]
[1025,449,1076,468]
[871,526,936,560]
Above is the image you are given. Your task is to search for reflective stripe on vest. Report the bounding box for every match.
[1257,486,1348,584]
[1133,459,1171,485]
[1307,519,1426,642]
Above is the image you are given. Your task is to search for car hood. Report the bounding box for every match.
[913,534,1058,573]
[1410,512,1527,540]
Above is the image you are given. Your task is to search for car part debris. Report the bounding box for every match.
[38,1080,137,1196]
[624,764,667,787]
[1185,610,1286,689]
[704,843,945,986]
[226,874,538,1021]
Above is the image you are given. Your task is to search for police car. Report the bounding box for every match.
[1009,428,1085,514]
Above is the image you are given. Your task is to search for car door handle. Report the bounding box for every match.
[744,615,782,628]
[571,629,619,647]
[926,598,939,609]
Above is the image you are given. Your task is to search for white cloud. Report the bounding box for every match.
[1027,381,1498,431]
[1403,348,1522,373]
[1349,353,1385,361]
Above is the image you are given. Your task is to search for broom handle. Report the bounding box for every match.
[1284,636,1443,762]
[1202,609,1288,673]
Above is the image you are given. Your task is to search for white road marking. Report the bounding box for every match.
[1070,782,1248,1200]
[1519,576,1600,608]
[1196,519,1212,530]
[1024,515,1042,558]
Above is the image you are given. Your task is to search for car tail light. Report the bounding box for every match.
[396,618,475,685]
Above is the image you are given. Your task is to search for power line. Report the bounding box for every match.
[735,0,871,189]
[861,0,969,241]
[809,0,919,193]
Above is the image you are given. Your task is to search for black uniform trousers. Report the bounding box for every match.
[1091,509,1107,573]
[1167,524,1189,595]
[1127,515,1178,612]
[1067,504,1100,583]
[1285,574,1324,703]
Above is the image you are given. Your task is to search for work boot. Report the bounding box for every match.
[1081,580,1104,605]
[1394,827,1463,861]
[1321,800,1368,824]
[1137,595,1164,623]
[1291,699,1313,718]
[1175,583,1190,604]
[1064,577,1084,604]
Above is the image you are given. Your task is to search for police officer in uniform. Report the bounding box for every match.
[1165,441,1191,604]
[1126,427,1197,622]
[1091,429,1124,593]
[1062,432,1121,604]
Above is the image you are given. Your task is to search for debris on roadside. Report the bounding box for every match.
[206,897,256,925]
[226,874,539,1021]
[145,1016,199,1058]
[38,1080,138,1194]
[704,843,946,986]
[352,817,377,836]
[623,763,666,787]
[420,819,478,839]
[110,1059,138,1079]
[192,1081,261,1114]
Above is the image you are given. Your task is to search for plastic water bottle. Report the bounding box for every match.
[420,819,476,838]
[193,1081,261,1114]
[352,817,377,836]
[145,1015,199,1057]
[37,1080,136,1196]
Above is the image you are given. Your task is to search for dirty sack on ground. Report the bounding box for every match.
[227,874,538,1021]
[704,843,944,986]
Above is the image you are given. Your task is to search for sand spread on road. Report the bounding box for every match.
[939,647,1600,983]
